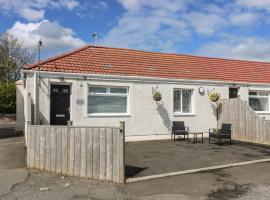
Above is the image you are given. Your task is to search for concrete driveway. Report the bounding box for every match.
[0,136,28,198]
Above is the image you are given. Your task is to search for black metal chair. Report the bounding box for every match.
[209,123,232,145]
[172,121,189,142]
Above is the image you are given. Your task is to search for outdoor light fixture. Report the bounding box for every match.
[59,77,64,81]
[199,87,205,94]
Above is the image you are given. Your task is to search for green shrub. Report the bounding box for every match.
[0,82,16,114]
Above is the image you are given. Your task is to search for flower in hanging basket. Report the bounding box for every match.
[153,91,162,101]
[208,92,220,102]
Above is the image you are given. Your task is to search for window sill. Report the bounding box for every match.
[174,113,196,117]
[255,111,270,114]
[87,113,131,117]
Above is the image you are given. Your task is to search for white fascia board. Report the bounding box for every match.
[22,69,270,87]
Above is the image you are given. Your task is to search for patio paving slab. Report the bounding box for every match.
[125,139,270,178]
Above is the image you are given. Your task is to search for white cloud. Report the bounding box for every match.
[19,8,45,21]
[117,0,190,12]
[184,12,226,35]
[0,0,79,21]
[197,36,270,61]
[7,20,85,55]
[103,0,191,52]
[61,0,79,10]
[236,0,270,12]
[229,12,259,26]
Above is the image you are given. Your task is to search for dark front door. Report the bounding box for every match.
[50,84,70,125]
[229,87,238,98]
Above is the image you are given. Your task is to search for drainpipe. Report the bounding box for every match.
[33,72,39,125]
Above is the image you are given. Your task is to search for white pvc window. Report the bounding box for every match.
[88,86,128,115]
[173,89,193,114]
[249,91,269,112]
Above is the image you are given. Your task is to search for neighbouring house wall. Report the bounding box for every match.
[238,86,270,120]
[16,80,25,132]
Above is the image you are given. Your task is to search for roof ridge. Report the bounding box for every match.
[25,44,92,69]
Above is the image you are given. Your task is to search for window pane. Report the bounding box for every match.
[89,87,106,93]
[88,96,127,113]
[249,91,257,96]
[182,90,192,113]
[62,89,69,93]
[258,92,268,96]
[110,87,127,94]
[173,90,181,112]
[52,88,58,93]
[249,97,269,111]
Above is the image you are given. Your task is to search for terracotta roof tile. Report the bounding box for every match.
[25,45,270,84]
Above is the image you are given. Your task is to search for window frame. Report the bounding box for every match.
[248,90,270,113]
[173,88,194,115]
[87,85,130,116]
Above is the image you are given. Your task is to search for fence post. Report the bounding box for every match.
[25,93,32,146]
[119,121,125,183]
[120,121,125,135]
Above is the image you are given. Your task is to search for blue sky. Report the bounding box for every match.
[1,0,270,61]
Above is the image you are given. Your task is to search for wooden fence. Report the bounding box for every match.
[26,122,125,183]
[219,98,270,145]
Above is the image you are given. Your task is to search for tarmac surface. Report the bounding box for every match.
[126,139,270,178]
[0,137,270,200]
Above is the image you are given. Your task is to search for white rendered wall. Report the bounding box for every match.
[24,73,270,140]
[25,75,230,138]
[15,80,25,132]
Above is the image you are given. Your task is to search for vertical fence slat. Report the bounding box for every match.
[74,128,81,176]
[56,127,62,173]
[62,127,68,174]
[112,128,120,183]
[34,126,40,168]
[119,122,125,183]
[99,128,106,181]
[50,127,57,172]
[39,126,46,170]
[27,126,31,167]
[68,127,75,176]
[105,128,113,181]
[86,128,93,178]
[45,126,51,171]
[93,128,100,179]
[80,128,87,177]
[29,127,35,168]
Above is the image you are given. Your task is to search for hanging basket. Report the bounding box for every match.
[153,91,162,101]
[208,92,220,102]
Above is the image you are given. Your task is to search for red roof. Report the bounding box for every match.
[25,45,270,84]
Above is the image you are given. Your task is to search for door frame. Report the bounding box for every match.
[49,82,72,125]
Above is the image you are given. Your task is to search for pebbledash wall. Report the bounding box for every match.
[23,71,270,141]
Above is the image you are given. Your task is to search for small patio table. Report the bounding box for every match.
[188,132,204,143]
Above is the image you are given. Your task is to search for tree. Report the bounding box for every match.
[0,82,16,114]
[0,33,35,83]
